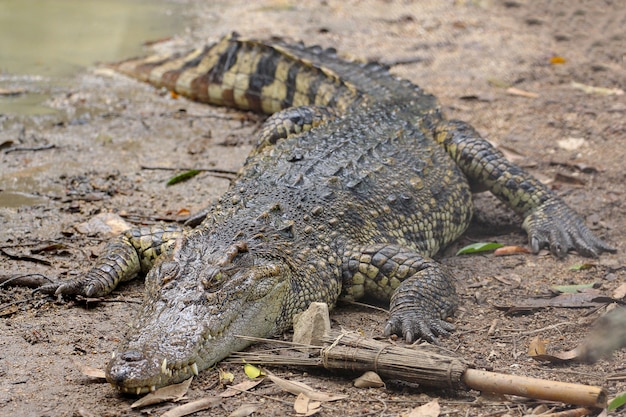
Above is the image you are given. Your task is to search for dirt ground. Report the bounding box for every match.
[1,0,625,416]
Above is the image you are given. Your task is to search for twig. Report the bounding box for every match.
[140,165,237,177]
[5,144,56,154]
[343,300,389,313]
[0,273,55,288]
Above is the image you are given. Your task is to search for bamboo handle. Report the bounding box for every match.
[462,369,607,408]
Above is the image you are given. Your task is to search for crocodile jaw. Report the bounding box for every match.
[105,259,291,394]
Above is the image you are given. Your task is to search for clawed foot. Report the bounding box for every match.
[523,198,616,258]
[383,311,455,344]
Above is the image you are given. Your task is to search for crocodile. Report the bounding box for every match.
[45,33,615,394]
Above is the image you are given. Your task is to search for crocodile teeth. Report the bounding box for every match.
[190,362,199,376]
[161,358,168,375]
[150,385,156,392]
[136,387,142,395]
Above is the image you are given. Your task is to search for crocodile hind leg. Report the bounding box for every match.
[341,244,457,343]
[434,120,616,258]
[253,105,339,153]
[40,225,184,297]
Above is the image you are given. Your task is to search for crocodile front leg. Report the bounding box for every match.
[41,225,184,297]
[434,120,616,258]
[341,244,457,342]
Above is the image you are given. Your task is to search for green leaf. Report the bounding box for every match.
[569,263,596,271]
[456,242,504,256]
[551,283,596,294]
[608,390,626,411]
[244,363,265,379]
[166,169,200,186]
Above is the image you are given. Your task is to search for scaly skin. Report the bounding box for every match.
[41,33,615,394]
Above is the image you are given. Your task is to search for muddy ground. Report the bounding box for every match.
[1,0,625,416]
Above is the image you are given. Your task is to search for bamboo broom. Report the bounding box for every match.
[231,330,607,408]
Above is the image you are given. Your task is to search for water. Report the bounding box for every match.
[0,0,187,114]
[0,0,187,207]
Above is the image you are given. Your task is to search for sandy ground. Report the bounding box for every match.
[1,1,625,416]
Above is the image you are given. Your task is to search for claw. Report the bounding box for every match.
[523,198,616,259]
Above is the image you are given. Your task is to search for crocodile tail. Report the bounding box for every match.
[109,33,364,114]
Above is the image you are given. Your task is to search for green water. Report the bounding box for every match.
[0,0,188,207]
[0,0,187,114]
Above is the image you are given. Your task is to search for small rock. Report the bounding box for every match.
[74,212,132,237]
[293,302,330,350]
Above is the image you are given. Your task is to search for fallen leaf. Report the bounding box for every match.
[176,208,191,217]
[219,368,235,385]
[557,137,586,151]
[550,55,566,64]
[612,283,626,300]
[354,371,385,388]
[294,393,322,416]
[79,365,106,380]
[456,242,504,255]
[571,81,624,96]
[493,246,530,256]
[244,363,265,379]
[407,399,440,417]
[551,283,597,294]
[495,289,610,313]
[0,87,26,96]
[220,378,264,398]
[74,213,132,237]
[267,374,347,402]
[229,403,260,417]
[506,87,538,98]
[528,336,548,356]
[531,308,626,364]
[161,396,222,417]
[608,390,626,412]
[166,169,201,186]
[569,263,596,271]
[130,377,193,408]
[554,172,585,186]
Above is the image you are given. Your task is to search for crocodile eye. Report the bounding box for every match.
[160,261,180,285]
[200,268,223,292]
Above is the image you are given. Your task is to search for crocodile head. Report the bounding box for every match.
[105,234,292,394]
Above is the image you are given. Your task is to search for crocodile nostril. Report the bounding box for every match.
[119,350,143,362]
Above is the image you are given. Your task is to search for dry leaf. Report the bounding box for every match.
[0,88,26,96]
[79,365,106,380]
[557,137,586,151]
[294,393,322,416]
[506,87,538,98]
[161,396,222,417]
[74,213,132,237]
[220,378,264,398]
[528,336,548,357]
[267,374,347,402]
[612,283,626,300]
[130,377,193,408]
[531,309,626,364]
[493,246,530,256]
[176,208,191,217]
[407,399,440,417]
[354,371,385,388]
[550,56,566,64]
[571,81,624,96]
[219,368,235,385]
[228,403,260,417]
[554,172,586,186]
